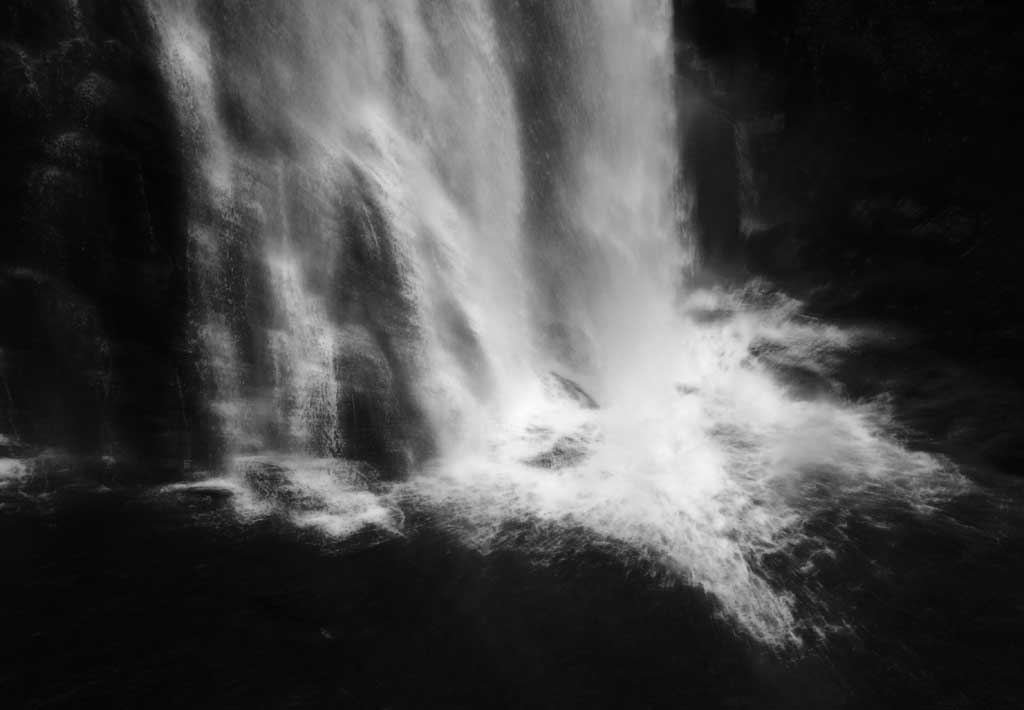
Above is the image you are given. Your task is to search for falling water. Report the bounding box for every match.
[150,0,963,646]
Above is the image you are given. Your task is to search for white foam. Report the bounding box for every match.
[402,286,963,647]
[0,458,29,483]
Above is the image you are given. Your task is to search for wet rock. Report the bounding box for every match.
[750,341,839,401]
[71,71,119,124]
[687,306,736,325]
[3,451,129,493]
[333,325,408,472]
[0,436,33,459]
[524,435,591,470]
[546,372,599,410]
[0,3,209,476]
[0,44,51,129]
[173,485,234,504]
[770,363,837,401]
[910,207,976,247]
[329,171,435,477]
[169,484,236,513]
[42,130,105,172]
[333,340,432,480]
[683,98,743,276]
[0,269,109,451]
[242,460,325,512]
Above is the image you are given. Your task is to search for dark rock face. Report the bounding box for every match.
[0,1,211,477]
[333,323,433,479]
[525,373,598,470]
[332,176,434,476]
[674,0,1024,372]
[682,98,743,276]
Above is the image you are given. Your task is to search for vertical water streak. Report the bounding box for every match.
[149,0,533,459]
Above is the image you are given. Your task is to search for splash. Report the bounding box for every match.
[403,283,963,646]
[150,0,963,646]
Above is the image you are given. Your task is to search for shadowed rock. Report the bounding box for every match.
[0,1,211,477]
[524,435,591,470]
[241,460,325,513]
[546,372,599,410]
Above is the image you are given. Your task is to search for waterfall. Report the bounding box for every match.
[150,0,688,466]
[150,0,962,647]
[152,0,542,462]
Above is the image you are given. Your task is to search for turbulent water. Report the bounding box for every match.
[147,0,965,647]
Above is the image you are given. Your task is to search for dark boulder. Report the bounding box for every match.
[241,459,325,513]
[545,372,599,410]
[334,325,432,480]
[524,435,592,470]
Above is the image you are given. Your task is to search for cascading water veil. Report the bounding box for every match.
[149,0,965,647]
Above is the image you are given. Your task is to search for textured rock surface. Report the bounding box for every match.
[0,1,212,476]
